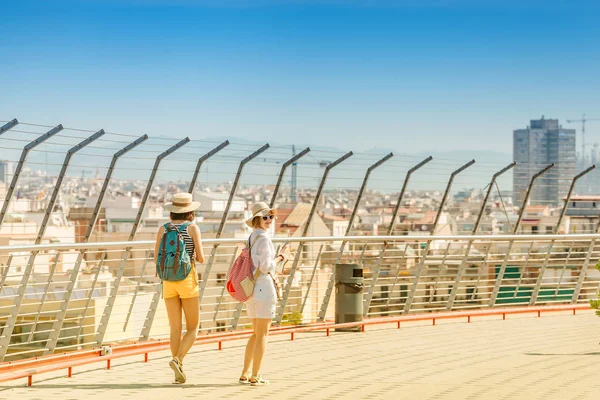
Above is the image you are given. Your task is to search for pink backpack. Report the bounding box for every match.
[226,234,262,302]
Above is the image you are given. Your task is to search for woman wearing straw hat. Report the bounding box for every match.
[239,202,287,386]
[154,192,205,384]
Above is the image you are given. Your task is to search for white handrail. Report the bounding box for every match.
[1,233,598,254]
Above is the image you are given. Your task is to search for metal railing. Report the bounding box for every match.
[1,118,600,363]
[0,233,598,362]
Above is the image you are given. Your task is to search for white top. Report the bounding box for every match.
[249,229,279,300]
[249,229,277,275]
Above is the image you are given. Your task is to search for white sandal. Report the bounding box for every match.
[169,358,186,384]
[250,375,269,386]
[239,373,250,384]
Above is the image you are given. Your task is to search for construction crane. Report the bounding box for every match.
[566,114,600,162]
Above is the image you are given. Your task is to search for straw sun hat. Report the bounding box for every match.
[164,193,201,213]
[245,202,276,227]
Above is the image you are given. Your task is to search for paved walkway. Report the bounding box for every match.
[1,310,599,399]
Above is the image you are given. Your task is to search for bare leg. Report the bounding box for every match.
[251,318,271,377]
[242,319,257,377]
[176,296,199,363]
[164,297,182,359]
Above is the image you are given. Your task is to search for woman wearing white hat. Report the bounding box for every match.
[154,192,205,384]
[239,202,287,386]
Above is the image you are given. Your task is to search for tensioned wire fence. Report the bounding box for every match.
[0,118,599,362]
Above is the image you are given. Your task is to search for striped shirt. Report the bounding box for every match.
[173,223,195,258]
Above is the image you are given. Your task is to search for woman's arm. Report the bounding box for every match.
[188,224,205,264]
[154,226,164,263]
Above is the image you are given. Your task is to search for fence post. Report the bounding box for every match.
[318,153,400,320]
[0,119,18,135]
[446,162,516,310]
[361,156,432,316]
[0,125,63,229]
[275,151,353,325]
[530,165,595,305]
[188,140,230,193]
[0,129,105,359]
[43,135,148,354]
[230,147,309,330]
[489,163,554,306]
[403,160,475,314]
[96,138,190,345]
[197,144,270,304]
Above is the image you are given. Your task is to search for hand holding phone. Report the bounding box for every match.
[277,241,289,262]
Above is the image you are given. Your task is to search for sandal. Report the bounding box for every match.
[169,358,186,384]
[239,373,250,384]
[250,375,269,386]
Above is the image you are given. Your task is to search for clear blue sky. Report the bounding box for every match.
[1,0,599,154]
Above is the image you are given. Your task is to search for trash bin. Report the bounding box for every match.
[335,263,364,331]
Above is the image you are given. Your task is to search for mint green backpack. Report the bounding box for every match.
[156,222,193,281]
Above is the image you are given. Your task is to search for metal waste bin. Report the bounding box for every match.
[335,263,364,331]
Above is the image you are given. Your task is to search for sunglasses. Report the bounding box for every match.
[262,215,275,221]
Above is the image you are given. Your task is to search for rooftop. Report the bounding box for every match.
[1,311,596,399]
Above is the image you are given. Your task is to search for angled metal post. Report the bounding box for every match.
[123,250,151,331]
[0,129,105,359]
[530,165,595,305]
[489,163,554,307]
[446,162,516,310]
[44,134,148,354]
[339,153,394,258]
[0,119,18,135]
[0,255,13,291]
[197,144,270,302]
[188,140,230,193]
[275,151,353,325]
[387,157,434,237]
[353,157,432,316]
[75,251,107,340]
[27,253,60,343]
[315,152,396,320]
[0,125,63,229]
[378,156,435,309]
[270,147,311,208]
[403,159,475,314]
[138,140,231,338]
[361,156,431,315]
[95,138,190,346]
[213,246,240,322]
[141,143,263,340]
[572,224,600,304]
[231,148,311,329]
[554,245,573,299]
[300,244,324,315]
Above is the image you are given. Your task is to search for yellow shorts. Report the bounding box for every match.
[163,266,199,299]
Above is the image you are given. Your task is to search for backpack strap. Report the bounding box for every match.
[171,221,191,233]
[248,232,266,280]
[159,224,171,277]
[248,231,264,250]
[174,232,181,276]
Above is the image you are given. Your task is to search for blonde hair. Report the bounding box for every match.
[251,216,262,229]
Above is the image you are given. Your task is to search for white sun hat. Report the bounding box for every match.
[245,201,276,227]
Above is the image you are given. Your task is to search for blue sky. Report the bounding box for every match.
[1,0,599,155]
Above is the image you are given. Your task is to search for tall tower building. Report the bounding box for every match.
[513,117,576,206]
